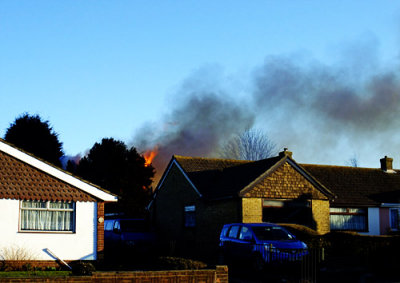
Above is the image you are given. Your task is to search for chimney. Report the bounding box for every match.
[279,148,293,158]
[380,156,393,172]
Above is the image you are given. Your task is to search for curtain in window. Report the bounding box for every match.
[21,201,74,231]
[330,208,367,231]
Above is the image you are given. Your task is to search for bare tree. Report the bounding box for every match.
[219,128,277,160]
[346,154,359,167]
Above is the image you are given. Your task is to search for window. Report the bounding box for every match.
[104,220,114,231]
[252,226,293,241]
[228,225,240,238]
[390,208,400,230]
[20,200,75,232]
[238,226,253,241]
[263,199,313,226]
[330,207,367,231]
[184,205,196,227]
[113,219,121,232]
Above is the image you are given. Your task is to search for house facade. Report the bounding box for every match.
[0,139,117,263]
[150,150,334,256]
[302,156,400,236]
[151,150,400,256]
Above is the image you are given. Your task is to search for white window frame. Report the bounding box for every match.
[330,207,368,232]
[19,200,76,233]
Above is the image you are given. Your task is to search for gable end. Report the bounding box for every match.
[0,140,117,202]
[240,158,331,200]
[154,158,202,200]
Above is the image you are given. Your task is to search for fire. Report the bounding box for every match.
[144,146,158,167]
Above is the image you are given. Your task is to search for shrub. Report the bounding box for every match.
[70,261,96,276]
[0,245,36,261]
[0,245,37,271]
[278,223,327,249]
[21,263,33,271]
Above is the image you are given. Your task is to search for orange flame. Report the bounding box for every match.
[144,146,158,167]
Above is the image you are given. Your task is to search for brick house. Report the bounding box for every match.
[0,139,117,265]
[150,149,334,256]
[151,150,400,256]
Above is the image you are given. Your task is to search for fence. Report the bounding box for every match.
[243,246,325,283]
[299,248,325,283]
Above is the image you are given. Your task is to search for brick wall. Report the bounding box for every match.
[0,260,66,269]
[196,199,240,258]
[311,199,330,234]
[242,162,330,233]
[153,164,200,255]
[153,164,242,258]
[241,198,262,223]
[96,202,104,260]
[0,266,229,283]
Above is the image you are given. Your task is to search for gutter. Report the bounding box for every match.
[381,203,400,208]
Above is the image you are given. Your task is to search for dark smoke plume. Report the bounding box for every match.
[134,42,400,180]
[253,53,400,165]
[133,70,255,181]
[254,56,400,132]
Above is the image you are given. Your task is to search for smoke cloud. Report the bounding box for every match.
[133,39,400,181]
[254,56,400,132]
[253,53,400,165]
[133,68,255,180]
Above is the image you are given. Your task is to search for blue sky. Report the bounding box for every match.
[1,1,400,173]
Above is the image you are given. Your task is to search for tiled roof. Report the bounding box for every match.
[301,164,400,206]
[173,155,400,206]
[175,156,252,172]
[0,150,96,202]
[174,155,287,199]
[0,139,118,202]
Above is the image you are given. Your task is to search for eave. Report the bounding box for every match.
[0,139,118,202]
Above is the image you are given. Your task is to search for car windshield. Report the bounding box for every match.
[120,220,148,232]
[252,226,294,241]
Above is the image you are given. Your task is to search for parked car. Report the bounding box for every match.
[104,218,156,257]
[219,223,308,271]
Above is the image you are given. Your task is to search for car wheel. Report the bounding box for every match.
[252,254,265,272]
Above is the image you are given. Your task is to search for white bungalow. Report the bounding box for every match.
[0,139,117,264]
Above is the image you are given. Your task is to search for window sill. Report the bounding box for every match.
[18,230,75,234]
